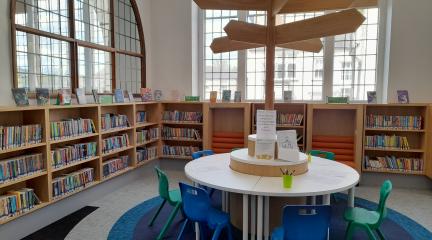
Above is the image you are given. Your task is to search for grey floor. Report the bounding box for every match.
[65,160,432,240]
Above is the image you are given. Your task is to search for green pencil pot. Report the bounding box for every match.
[283,175,293,188]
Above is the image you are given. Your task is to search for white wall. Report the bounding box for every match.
[385,0,432,103]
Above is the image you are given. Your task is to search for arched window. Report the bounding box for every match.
[11,0,145,94]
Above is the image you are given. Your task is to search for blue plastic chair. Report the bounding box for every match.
[192,150,215,197]
[271,205,332,240]
[192,150,215,160]
[177,182,233,240]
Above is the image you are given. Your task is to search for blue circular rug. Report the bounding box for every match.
[108,191,431,240]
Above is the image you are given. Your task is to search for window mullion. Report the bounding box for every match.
[238,11,247,100]
[323,36,335,101]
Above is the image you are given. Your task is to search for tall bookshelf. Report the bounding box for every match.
[363,104,428,175]
[252,103,306,151]
[203,102,251,153]
[135,102,161,166]
[307,104,364,172]
[160,102,204,160]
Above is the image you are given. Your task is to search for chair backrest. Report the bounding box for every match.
[375,180,392,227]
[281,205,331,240]
[154,167,172,203]
[309,150,335,160]
[179,182,211,222]
[192,150,215,160]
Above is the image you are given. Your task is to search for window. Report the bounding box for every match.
[12,0,145,93]
[201,6,381,102]
[203,10,238,100]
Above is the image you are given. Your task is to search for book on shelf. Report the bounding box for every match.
[75,88,87,105]
[101,114,130,131]
[51,142,97,169]
[365,135,410,150]
[36,88,49,106]
[52,168,94,198]
[276,113,303,126]
[162,111,203,123]
[103,155,129,178]
[50,119,96,140]
[222,90,231,102]
[11,88,29,106]
[56,89,72,105]
[366,114,422,130]
[141,88,153,102]
[364,155,424,172]
[136,111,147,123]
[161,126,201,140]
[102,134,129,153]
[92,89,99,104]
[136,128,160,144]
[0,124,43,150]
[0,153,45,183]
[114,89,125,103]
[127,91,134,103]
[162,145,200,157]
[0,188,40,220]
[137,146,158,163]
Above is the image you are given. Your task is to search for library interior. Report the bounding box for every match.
[0,0,431,240]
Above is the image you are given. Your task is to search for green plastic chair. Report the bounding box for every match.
[308,150,335,160]
[148,167,182,240]
[344,180,393,240]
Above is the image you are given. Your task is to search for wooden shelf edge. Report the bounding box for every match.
[50,133,99,144]
[101,126,134,135]
[161,155,192,160]
[51,181,100,203]
[135,122,159,128]
[162,121,203,126]
[136,139,160,147]
[102,146,134,157]
[0,142,46,154]
[363,168,424,175]
[162,138,202,142]
[102,167,134,181]
[51,156,100,173]
[0,202,50,225]
[364,128,425,132]
[0,171,47,189]
[364,147,425,153]
[136,157,159,167]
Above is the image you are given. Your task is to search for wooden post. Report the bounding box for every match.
[265,1,275,110]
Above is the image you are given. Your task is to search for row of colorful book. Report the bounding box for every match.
[0,124,42,150]
[0,188,40,220]
[51,142,97,169]
[101,114,130,131]
[136,111,147,123]
[50,119,96,140]
[102,156,130,178]
[365,135,410,149]
[162,145,200,157]
[0,153,45,184]
[102,134,129,153]
[366,114,422,130]
[162,127,201,140]
[162,111,203,123]
[276,113,304,126]
[136,128,159,143]
[137,146,158,163]
[364,155,424,172]
[52,168,95,198]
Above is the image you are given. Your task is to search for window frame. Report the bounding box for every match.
[198,2,388,103]
[10,0,146,94]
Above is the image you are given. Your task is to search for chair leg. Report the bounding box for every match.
[157,203,181,240]
[226,223,234,240]
[376,228,386,240]
[345,221,353,239]
[211,225,223,240]
[148,199,166,226]
[364,225,378,240]
[176,218,189,240]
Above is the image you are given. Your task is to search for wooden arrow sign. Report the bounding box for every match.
[210,37,264,53]
[193,0,268,10]
[224,20,267,44]
[277,38,323,53]
[279,0,354,14]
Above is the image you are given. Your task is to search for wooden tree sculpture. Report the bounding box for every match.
[194,0,377,109]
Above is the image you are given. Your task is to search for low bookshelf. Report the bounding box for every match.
[135,102,161,166]
[307,104,364,172]
[252,103,306,151]
[160,102,204,160]
[363,104,428,176]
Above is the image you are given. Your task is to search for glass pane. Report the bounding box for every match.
[16,31,71,91]
[333,8,379,101]
[15,0,70,37]
[75,0,111,46]
[116,53,142,93]
[115,0,141,53]
[78,46,112,93]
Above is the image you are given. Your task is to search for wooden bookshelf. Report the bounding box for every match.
[252,103,306,151]
[427,105,432,179]
[307,104,364,172]
[161,102,204,159]
[203,102,251,153]
[363,104,428,175]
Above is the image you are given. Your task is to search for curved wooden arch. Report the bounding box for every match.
[10,0,146,92]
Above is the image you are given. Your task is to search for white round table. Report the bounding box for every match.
[184,149,360,240]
